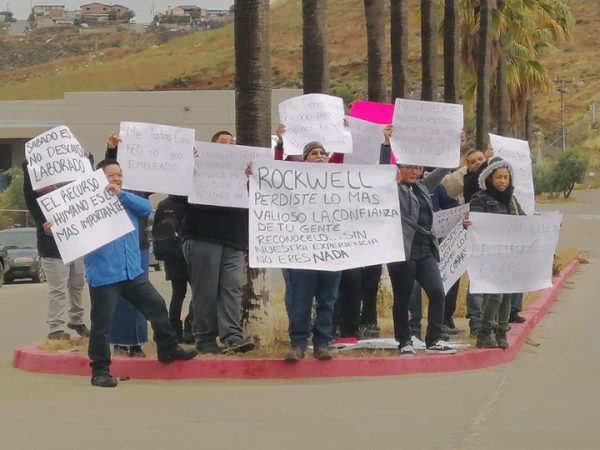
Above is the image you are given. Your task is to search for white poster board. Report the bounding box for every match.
[390,99,463,168]
[118,122,195,195]
[488,133,535,215]
[25,125,93,191]
[36,169,135,264]
[189,142,273,208]
[438,222,469,294]
[432,204,470,239]
[467,212,562,293]
[344,116,385,165]
[249,161,405,270]
[278,94,353,155]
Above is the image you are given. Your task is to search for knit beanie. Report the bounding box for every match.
[477,156,514,190]
[302,141,326,160]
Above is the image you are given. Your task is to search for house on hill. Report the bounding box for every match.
[168,5,206,18]
[33,5,66,16]
[80,3,130,19]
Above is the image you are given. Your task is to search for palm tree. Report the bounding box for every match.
[302,0,329,94]
[390,0,409,100]
[443,0,460,104]
[234,0,272,337]
[421,0,437,101]
[364,0,387,102]
[475,0,493,149]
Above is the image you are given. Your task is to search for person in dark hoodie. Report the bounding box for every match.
[182,130,254,355]
[22,161,90,341]
[464,156,525,350]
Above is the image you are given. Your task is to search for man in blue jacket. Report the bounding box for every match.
[85,159,197,387]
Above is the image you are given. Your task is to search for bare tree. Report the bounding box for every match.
[364,0,387,102]
[302,0,329,93]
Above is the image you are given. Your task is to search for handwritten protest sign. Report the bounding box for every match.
[25,126,93,191]
[189,142,273,208]
[489,133,535,215]
[249,161,405,270]
[343,116,385,165]
[467,212,562,293]
[391,99,463,168]
[118,122,195,195]
[432,204,470,239]
[36,169,135,264]
[349,100,394,124]
[278,94,353,155]
[438,222,469,294]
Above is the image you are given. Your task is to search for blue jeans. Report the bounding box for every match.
[511,293,523,312]
[88,275,177,376]
[287,269,341,349]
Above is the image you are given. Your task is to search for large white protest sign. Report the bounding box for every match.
[391,99,463,168]
[118,122,195,195]
[190,142,273,208]
[438,222,469,294]
[432,204,470,239]
[467,212,562,293]
[36,169,135,264]
[488,133,535,215]
[344,116,385,165]
[25,125,93,191]
[278,94,353,155]
[249,161,405,271]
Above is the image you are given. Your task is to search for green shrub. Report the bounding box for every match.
[533,149,588,198]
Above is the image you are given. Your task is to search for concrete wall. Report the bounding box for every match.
[0,89,302,166]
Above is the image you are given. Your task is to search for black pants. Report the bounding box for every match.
[388,252,445,348]
[168,277,194,337]
[337,265,382,336]
[88,275,177,376]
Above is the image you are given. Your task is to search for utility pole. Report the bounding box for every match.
[556,79,569,153]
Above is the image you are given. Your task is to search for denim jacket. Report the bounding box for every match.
[84,190,152,287]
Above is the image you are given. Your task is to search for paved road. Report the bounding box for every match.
[1,190,599,450]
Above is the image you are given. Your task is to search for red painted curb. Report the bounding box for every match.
[13,259,580,380]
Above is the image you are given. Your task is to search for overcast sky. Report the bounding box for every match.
[8,1,235,23]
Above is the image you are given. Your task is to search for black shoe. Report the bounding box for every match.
[128,345,146,358]
[67,323,90,337]
[476,330,497,349]
[495,330,509,350]
[113,345,129,357]
[509,311,526,324]
[181,331,195,345]
[222,337,255,354]
[91,374,118,388]
[157,345,198,363]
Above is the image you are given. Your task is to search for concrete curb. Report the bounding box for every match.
[13,259,580,380]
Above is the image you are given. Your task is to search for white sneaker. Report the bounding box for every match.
[399,344,416,356]
[425,340,457,354]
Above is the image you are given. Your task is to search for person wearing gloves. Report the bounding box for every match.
[464,156,525,350]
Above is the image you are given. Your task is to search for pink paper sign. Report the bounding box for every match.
[349,100,394,125]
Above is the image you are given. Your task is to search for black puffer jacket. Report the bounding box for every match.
[469,189,525,216]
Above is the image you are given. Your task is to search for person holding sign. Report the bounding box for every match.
[84,159,197,387]
[182,130,255,355]
[463,156,525,350]
[381,127,456,356]
[22,162,90,341]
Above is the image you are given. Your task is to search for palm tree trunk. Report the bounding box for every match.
[420,0,437,101]
[234,0,273,343]
[443,0,460,104]
[476,0,493,149]
[495,32,510,136]
[303,0,329,94]
[390,0,409,100]
[364,0,387,102]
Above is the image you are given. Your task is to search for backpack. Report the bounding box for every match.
[152,208,183,261]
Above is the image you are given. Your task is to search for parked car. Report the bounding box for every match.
[0,228,46,283]
[0,244,8,287]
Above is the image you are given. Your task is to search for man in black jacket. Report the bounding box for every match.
[22,162,90,340]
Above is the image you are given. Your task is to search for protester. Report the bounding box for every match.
[464,156,525,350]
[82,159,197,387]
[182,130,255,354]
[22,162,90,341]
[381,126,457,355]
[105,134,149,357]
[152,194,194,343]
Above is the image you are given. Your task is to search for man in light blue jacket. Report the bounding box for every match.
[85,159,197,388]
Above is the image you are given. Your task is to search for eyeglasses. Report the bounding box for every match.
[398,165,423,172]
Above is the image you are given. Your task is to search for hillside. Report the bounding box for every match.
[0,0,599,155]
